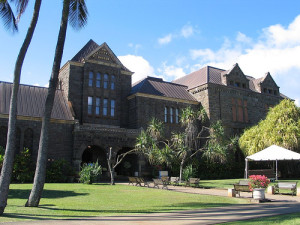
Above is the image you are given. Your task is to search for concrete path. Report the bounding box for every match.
[2,183,300,225]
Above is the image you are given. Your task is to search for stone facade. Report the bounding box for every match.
[0,41,286,176]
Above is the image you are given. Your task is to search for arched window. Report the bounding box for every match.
[23,128,33,151]
[175,108,179,124]
[170,108,173,123]
[111,99,115,117]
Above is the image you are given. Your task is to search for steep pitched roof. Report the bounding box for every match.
[172,66,225,90]
[0,82,74,121]
[71,39,99,62]
[173,65,281,95]
[71,40,132,73]
[130,77,197,102]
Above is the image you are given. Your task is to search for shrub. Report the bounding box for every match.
[46,159,74,183]
[248,175,270,191]
[79,161,102,184]
[12,148,34,183]
[182,164,196,181]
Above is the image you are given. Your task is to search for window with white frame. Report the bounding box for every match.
[164,107,168,123]
[95,97,100,115]
[89,71,93,87]
[111,99,115,117]
[88,96,93,115]
[104,74,108,89]
[175,108,179,123]
[170,108,173,123]
[103,99,108,116]
[96,73,101,88]
[111,75,115,90]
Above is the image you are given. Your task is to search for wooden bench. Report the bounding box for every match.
[185,178,200,188]
[153,178,168,189]
[137,177,150,187]
[128,177,139,186]
[275,182,297,196]
[234,180,252,197]
[248,169,276,182]
[170,177,179,186]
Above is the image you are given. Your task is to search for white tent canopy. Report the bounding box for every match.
[245,145,300,180]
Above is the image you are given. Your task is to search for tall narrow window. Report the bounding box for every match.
[88,96,93,115]
[96,73,101,88]
[103,99,108,116]
[232,98,237,122]
[104,74,108,89]
[170,108,173,123]
[237,99,244,122]
[89,71,93,87]
[95,97,100,115]
[175,108,179,123]
[111,75,115,90]
[111,99,115,117]
[244,100,248,123]
[164,107,168,123]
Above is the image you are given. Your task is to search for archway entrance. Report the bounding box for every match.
[81,145,108,170]
[115,147,139,176]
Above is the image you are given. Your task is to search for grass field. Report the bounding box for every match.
[2,183,248,222]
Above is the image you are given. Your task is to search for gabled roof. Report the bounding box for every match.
[71,39,132,73]
[172,66,225,90]
[130,77,197,102]
[173,64,282,95]
[0,82,74,121]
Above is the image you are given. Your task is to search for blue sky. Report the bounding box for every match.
[1,0,300,105]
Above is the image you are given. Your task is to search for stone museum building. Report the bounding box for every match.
[0,40,286,175]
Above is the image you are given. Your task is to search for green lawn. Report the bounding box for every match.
[224,212,300,225]
[2,183,248,222]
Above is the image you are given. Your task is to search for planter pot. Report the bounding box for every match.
[253,188,265,200]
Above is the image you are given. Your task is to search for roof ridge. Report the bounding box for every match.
[0,81,50,90]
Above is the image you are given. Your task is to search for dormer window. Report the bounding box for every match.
[274,90,277,96]
[268,89,272,94]
[229,81,234,86]
[234,82,240,87]
[263,88,267,93]
[242,83,246,89]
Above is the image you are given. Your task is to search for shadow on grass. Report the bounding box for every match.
[3,202,241,221]
[8,189,88,199]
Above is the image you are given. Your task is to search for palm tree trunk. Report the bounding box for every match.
[0,0,42,215]
[25,0,70,207]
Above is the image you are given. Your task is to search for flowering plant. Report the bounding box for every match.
[248,175,270,191]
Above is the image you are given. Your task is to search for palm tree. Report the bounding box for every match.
[26,0,88,207]
[0,0,42,216]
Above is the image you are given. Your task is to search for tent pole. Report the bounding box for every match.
[245,159,248,179]
[276,160,278,181]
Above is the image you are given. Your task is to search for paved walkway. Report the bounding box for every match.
[2,183,300,225]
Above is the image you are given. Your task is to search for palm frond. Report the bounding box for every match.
[12,0,29,21]
[0,0,18,32]
[69,0,88,30]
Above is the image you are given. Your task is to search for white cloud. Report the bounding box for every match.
[44,83,49,88]
[158,62,186,80]
[158,24,197,45]
[33,83,40,86]
[118,55,155,84]
[128,43,142,54]
[158,34,173,45]
[181,25,194,38]
[295,99,299,107]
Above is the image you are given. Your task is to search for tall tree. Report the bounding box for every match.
[26,0,88,207]
[0,0,42,215]
[239,99,300,156]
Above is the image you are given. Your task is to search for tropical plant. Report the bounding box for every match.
[79,161,102,184]
[248,175,270,191]
[0,146,5,171]
[0,0,42,215]
[46,159,74,183]
[239,99,300,156]
[12,148,34,183]
[26,0,88,207]
[182,164,196,181]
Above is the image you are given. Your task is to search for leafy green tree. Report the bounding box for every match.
[26,0,88,207]
[239,99,300,156]
[0,0,42,215]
